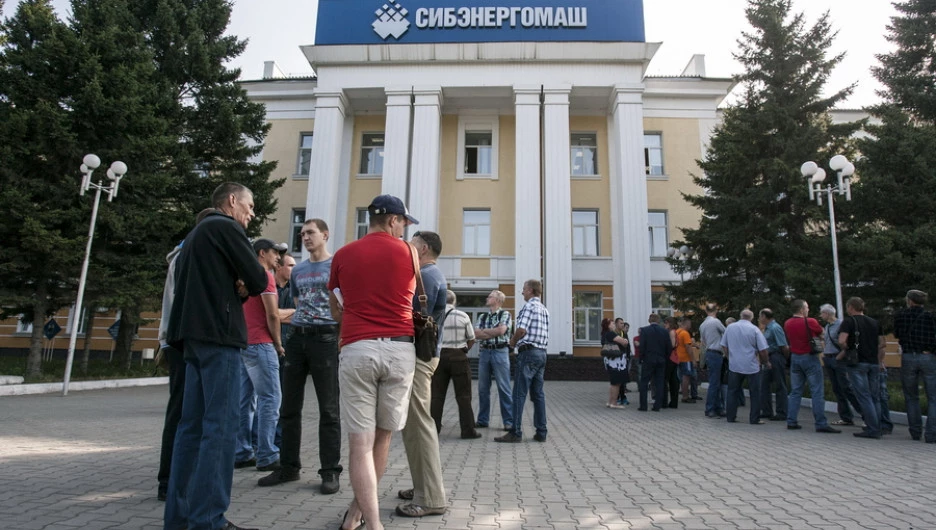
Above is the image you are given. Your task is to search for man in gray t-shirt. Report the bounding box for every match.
[698,304,727,418]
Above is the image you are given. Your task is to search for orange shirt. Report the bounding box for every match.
[675,328,693,363]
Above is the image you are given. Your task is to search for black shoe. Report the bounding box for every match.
[882,429,893,435]
[926,439,936,444]
[234,458,257,469]
[533,433,546,442]
[157,484,167,502]
[816,426,841,433]
[853,431,881,439]
[912,434,921,441]
[220,522,258,530]
[461,431,483,439]
[475,422,488,428]
[752,420,766,425]
[726,419,737,423]
[494,432,522,443]
[257,469,299,487]
[637,407,648,411]
[321,471,340,494]
[770,415,786,421]
[787,424,802,430]
[257,460,281,472]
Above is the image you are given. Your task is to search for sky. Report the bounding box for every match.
[33,0,900,108]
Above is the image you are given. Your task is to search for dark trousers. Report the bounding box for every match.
[663,359,680,408]
[280,331,342,476]
[727,369,763,424]
[760,352,788,417]
[157,345,185,489]
[431,348,475,436]
[639,360,666,411]
[824,353,862,423]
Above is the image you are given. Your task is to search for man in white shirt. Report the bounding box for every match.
[720,309,769,425]
[430,290,478,439]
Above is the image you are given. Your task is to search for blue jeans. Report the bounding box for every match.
[704,350,724,415]
[726,369,762,424]
[880,368,893,433]
[901,352,936,442]
[510,348,547,439]
[236,343,281,467]
[787,354,829,429]
[823,353,861,423]
[164,340,242,530]
[847,362,881,436]
[477,346,513,428]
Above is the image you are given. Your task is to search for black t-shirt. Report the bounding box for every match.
[839,315,883,364]
[602,330,623,353]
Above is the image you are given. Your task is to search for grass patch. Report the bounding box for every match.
[0,357,166,384]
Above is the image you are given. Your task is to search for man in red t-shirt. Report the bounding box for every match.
[327,194,419,530]
[783,299,840,433]
[235,238,287,471]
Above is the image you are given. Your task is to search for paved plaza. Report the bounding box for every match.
[1,380,933,529]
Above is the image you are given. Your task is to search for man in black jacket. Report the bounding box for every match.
[164,182,268,530]
[637,313,673,412]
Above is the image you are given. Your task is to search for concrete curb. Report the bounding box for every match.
[0,376,168,396]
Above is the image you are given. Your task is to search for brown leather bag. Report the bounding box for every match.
[408,243,439,363]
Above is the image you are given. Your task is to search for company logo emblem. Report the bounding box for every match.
[373,2,410,40]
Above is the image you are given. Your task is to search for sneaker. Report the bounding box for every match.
[320,471,340,494]
[816,426,842,434]
[533,433,546,442]
[256,460,281,472]
[219,522,259,530]
[830,419,854,426]
[621,397,630,405]
[234,458,256,469]
[475,422,488,428]
[257,469,299,487]
[787,424,802,430]
[494,432,522,443]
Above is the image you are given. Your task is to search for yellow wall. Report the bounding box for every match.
[569,116,613,256]
[344,115,386,244]
[262,119,314,245]
[644,117,703,242]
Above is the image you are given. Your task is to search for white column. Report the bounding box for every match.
[408,87,443,231]
[608,85,651,325]
[514,86,542,317]
[542,85,573,356]
[306,90,347,254]
[381,87,413,200]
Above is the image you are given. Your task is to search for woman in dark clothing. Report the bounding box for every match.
[600,318,629,409]
[663,316,681,409]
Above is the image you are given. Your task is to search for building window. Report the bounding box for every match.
[648,211,668,258]
[355,208,369,240]
[296,133,313,177]
[573,292,602,342]
[462,209,491,256]
[644,132,664,176]
[15,315,33,335]
[66,306,91,336]
[290,208,306,254]
[358,133,384,176]
[572,210,599,257]
[456,116,499,180]
[571,132,598,177]
[652,291,674,317]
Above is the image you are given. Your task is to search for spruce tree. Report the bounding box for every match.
[667,0,861,319]
[842,0,936,326]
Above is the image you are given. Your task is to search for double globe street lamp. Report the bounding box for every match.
[667,245,693,283]
[800,154,855,320]
[62,154,128,396]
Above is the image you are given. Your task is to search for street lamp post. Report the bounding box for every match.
[667,245,693,282]
[800,155,854,320]
[62,154,128,396]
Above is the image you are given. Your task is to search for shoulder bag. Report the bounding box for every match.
[601,340,622,359]
[843,316,860,366]
[805,317,823,355]
[408,243,439,363]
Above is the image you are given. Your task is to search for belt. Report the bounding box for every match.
[385,336,413,343]
[517,344,536,353]
[294,324,338,335]
[481,343,508,349]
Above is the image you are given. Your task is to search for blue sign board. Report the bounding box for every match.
[108,320,121,340]
[43,319,62,340]
[315,0,645,45]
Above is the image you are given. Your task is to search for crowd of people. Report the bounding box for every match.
[156,184,555,530]
[600,295,936,445]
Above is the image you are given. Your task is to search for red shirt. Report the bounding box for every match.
[328,232,416,347]
[783,316,822,355]
[244,271,277,345]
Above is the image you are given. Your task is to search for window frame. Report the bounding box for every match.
[15,315,33,335]
[652,290,674,317]
[570,132,599,179]
[355,208,369,240]
[295,132,313,178]
[456,116,499,181]
[648,210,668,259]
[572,209,599,257]
[572,291,603,343]
[462,208,492,256]
[644,132,665,178]
[289,208,306,255]
[357,132,385,178]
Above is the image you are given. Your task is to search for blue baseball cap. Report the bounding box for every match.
[367,194,419,225]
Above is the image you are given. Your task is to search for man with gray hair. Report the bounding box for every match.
[758,308,789,421]
[431,290,478,439]
[893,289,936,443]
[820,303,862,426]
[474,289,514,431]
[699,304,726,418]
[720,309,769,425]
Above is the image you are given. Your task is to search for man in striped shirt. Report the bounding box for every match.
[495,279,549,444]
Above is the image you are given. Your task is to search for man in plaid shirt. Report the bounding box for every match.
[495,279,549,444]
[893,289,936,443]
